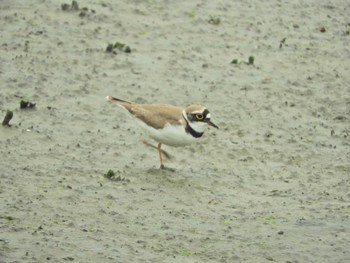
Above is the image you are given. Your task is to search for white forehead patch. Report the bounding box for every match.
[206,113,211,118]
[191,110,204,114]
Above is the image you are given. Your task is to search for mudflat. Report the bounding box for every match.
[1,0,349,262]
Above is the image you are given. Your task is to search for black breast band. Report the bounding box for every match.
[185,121,204,138]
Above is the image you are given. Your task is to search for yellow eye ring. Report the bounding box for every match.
[196,114,204,120]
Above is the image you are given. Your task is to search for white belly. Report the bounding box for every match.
[139,122,196,147]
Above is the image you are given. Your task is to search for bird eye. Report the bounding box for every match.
[195,114,204,120]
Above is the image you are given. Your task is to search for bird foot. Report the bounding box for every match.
[160,164,175,172]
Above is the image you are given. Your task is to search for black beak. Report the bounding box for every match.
[207,120,219,129]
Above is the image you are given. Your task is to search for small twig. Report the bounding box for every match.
[279,37,287,48]
[2,110,13,126]
[248,56,255,65]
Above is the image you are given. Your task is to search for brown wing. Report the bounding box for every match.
[128,104,184,129]
[107,96,185,129]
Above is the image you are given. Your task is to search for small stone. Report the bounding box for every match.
[61,3,70,11]
[106,44,114,53]
[71,1,79,11]
[124,46,131,53]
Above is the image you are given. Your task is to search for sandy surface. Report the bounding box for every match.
[1,0,349,262]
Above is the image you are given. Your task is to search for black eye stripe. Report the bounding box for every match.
[190,109,210,121]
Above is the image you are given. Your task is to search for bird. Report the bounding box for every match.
[106,96,218,169]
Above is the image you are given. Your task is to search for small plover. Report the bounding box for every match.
[106,96,218,169]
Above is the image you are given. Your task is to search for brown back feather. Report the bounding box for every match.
[108,97,185,129]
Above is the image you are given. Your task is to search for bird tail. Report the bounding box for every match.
[106,96,133,104]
